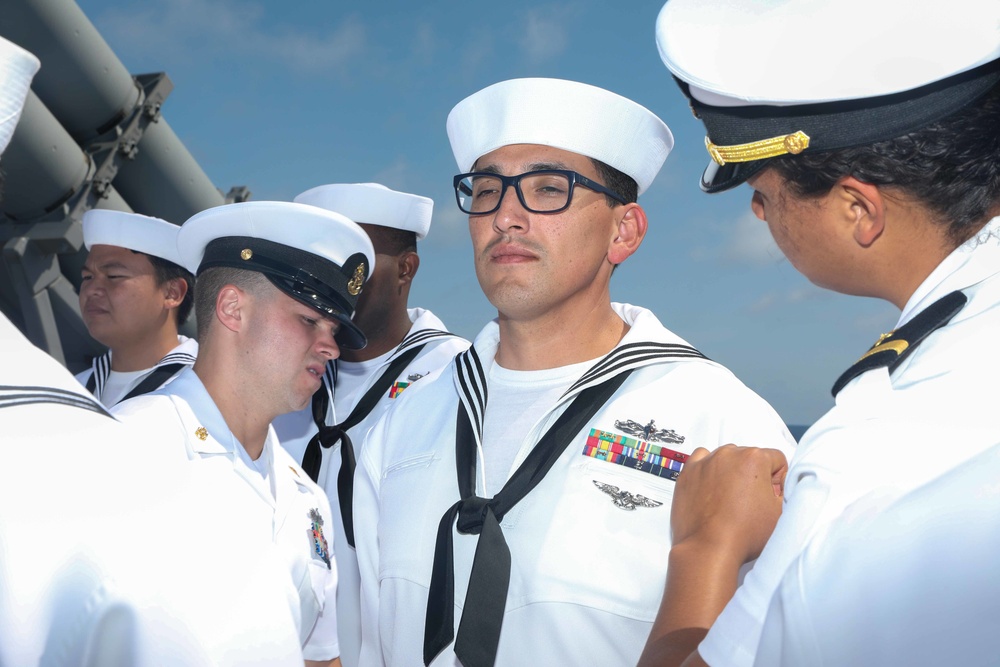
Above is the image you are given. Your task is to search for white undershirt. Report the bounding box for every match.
[481,358,597,496]
[101,368,149,406]
[333,349,395,422]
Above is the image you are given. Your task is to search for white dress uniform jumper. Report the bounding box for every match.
[355,304,796,667]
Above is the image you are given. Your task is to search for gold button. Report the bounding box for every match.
[195,426,208,440]
[783,131,810,155]
[240,248,253,260]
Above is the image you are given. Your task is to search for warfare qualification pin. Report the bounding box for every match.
[614,418,685,445]
[593,480,663,511]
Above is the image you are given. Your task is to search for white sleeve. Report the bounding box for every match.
[756,442,1000,667]
[699,411,959,667]
[355,415,386,667]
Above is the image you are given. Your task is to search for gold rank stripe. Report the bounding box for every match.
[706,130,811,166]
[857,339,909,362]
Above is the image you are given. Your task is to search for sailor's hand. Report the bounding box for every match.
[670,445,787,566]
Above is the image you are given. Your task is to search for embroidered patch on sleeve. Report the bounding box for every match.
[308,508,331,569]
[583,429,689,480]
[388,381,410,398]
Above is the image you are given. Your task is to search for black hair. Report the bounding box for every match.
[364,224,417,256]
[142,253,195,325]
[590,158,638,207]
[769,82,1000,246]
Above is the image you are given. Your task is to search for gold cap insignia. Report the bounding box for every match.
[347,262,365,296]
[705,130,811,166]
[240,248,253,260]
[195,426,208,441]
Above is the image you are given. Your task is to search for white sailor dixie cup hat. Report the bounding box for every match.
[294,183,434,241]
[82,209,186,268]
[0,36,40,157]
[446,77,674,195]
[656,0,1000,193]
[177,201,376,350]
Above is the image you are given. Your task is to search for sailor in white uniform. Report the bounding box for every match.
[641,1,1000,665]
[76,209,197,406]
[354,77,796,667]
[115,200,377,666]
[0,37,304,667]
[273,182,470,667]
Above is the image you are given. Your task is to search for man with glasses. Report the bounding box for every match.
[353,77,795,667]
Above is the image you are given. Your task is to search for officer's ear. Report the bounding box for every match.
[608,203,647,265]
[838,176,885,247]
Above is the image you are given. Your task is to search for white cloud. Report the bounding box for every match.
[459,34,494,81]
[685,209,785,267]
[747,284,829,313]
[371,156,411,186]
[721,210,783,266]
[411,22,437,64]
[430,205,468,246]
[95,0,365,75]
[520,8,569,63]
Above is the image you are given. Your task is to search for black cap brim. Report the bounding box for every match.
[677,60,1000,193]
[198,236,370,350]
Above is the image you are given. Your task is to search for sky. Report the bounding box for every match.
[76,0,899,427]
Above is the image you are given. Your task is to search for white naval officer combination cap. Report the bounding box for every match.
[82,209,186,268]
[177,200,376,350]
[446,77,674,195]
[294,182,434,240]
[0,36,39,157]
[655,0,1000,193]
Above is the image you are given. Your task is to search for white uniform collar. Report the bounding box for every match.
[323,306,458,397]
[90,335,198,399]
[454,303,709,447]
[0,314,110,417]
[465,302,699,375]
[161,367,281,505]
[899,216,1000,326]
[159,367,270,460]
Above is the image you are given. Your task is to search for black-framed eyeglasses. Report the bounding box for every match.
[453,169,627,215]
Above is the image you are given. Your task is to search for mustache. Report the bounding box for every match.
[480,235,544,259]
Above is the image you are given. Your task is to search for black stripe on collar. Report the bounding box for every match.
[0,385,112,417]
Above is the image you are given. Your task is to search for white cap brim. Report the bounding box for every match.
[83,209,185,268]
[657,0,1000,107]
[178,201,375,276]
[294,183,433,240]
